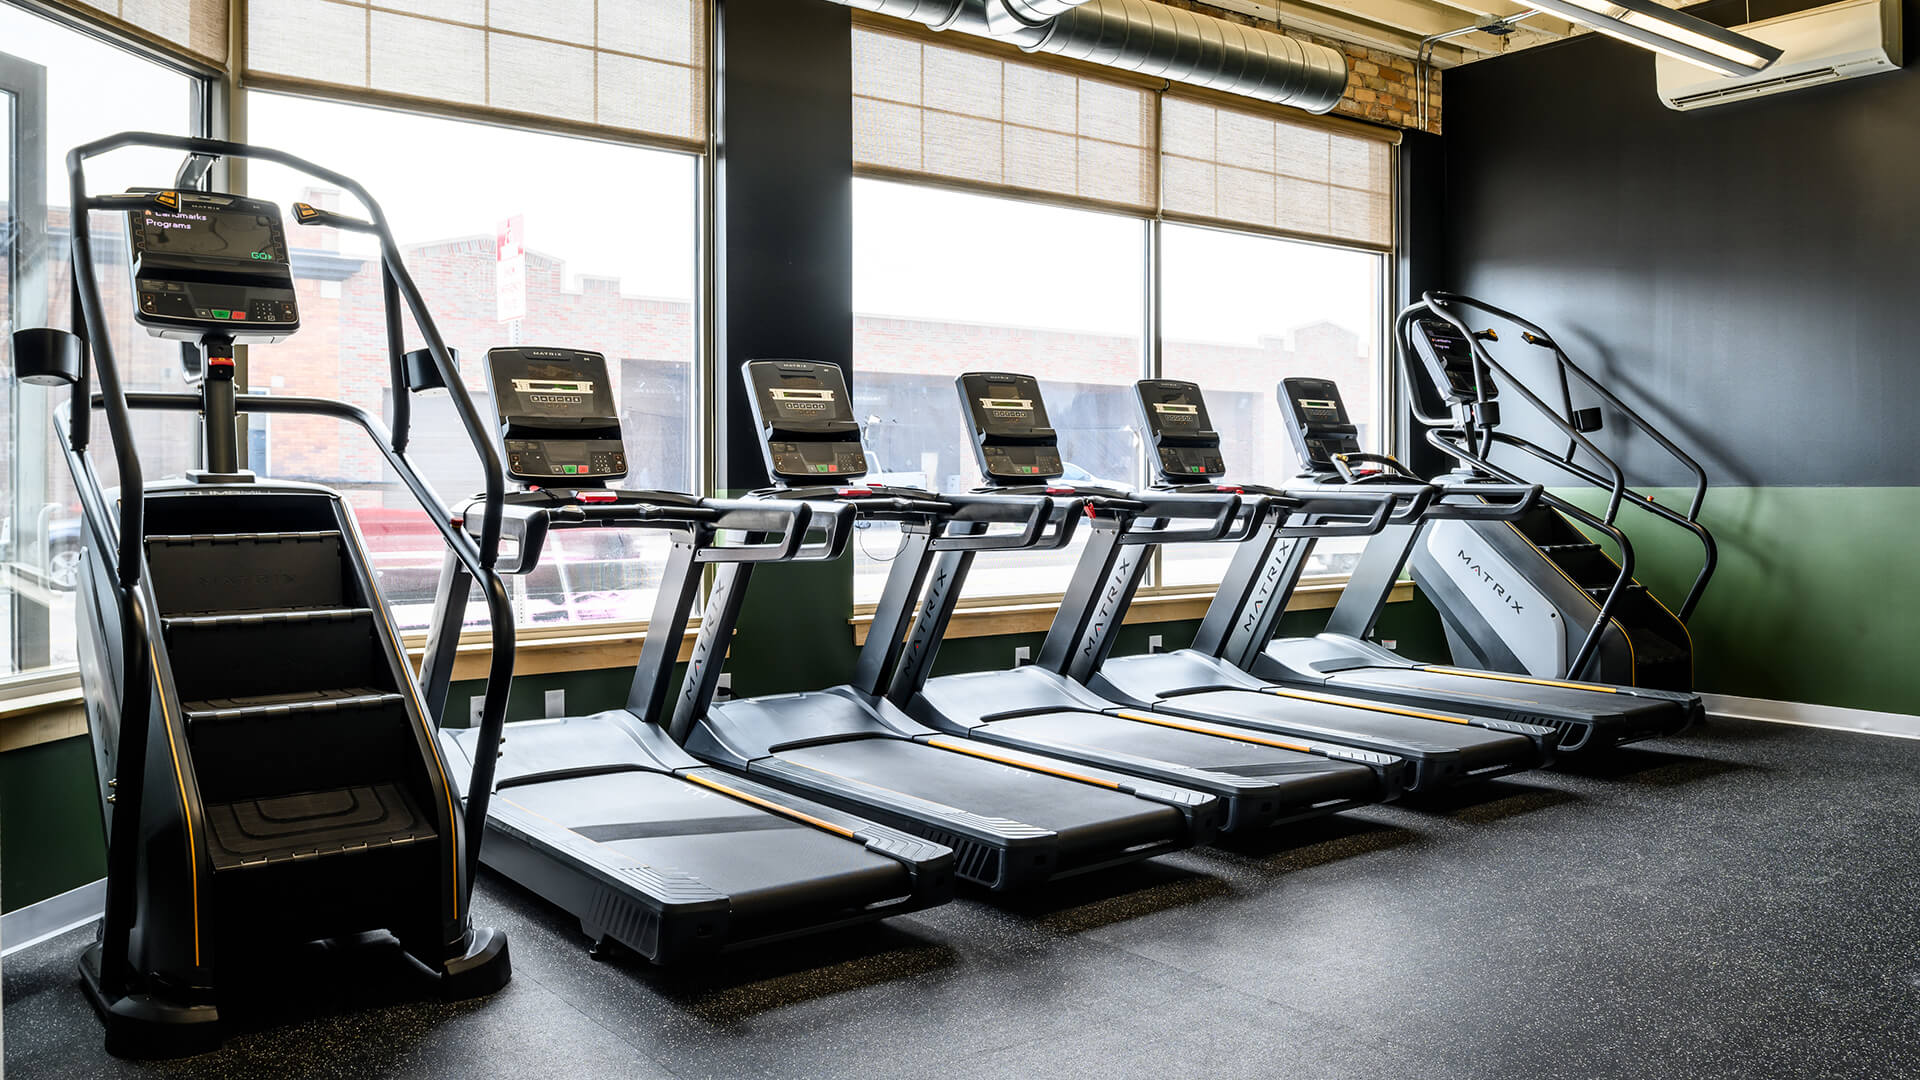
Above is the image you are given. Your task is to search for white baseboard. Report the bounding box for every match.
[1704,693,1920,741]
[1,878,105,958]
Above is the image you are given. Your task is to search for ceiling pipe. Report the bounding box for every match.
[836,0,1351,113]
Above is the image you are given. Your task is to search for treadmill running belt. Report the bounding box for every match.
[503,773,911,924]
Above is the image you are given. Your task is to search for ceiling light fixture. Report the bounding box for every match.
[1525,0,1784,75]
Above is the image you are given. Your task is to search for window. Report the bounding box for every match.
[1159,224,1387,587]
[851,25,1397,608]
[851,178,1146,604]
[243,91,699,632]
[1,3,204,683]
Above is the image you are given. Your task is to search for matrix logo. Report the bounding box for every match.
[1079,552,1137,663]
[1457,548,1525,615]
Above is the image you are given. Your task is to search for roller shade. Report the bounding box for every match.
[243,0,707,148]
[1160,95,1393,250]
[70,0,229,65]
[852,26,1157,214]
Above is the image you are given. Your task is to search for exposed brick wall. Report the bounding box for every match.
[1168,0,1441,134]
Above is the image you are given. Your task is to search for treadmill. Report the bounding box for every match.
[664,359,1220,891]
[422,347,954,963]
[1233,373,1702,753]
[897,372,1407,828]
[929,375,1556,794]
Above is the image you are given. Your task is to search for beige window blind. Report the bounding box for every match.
[70,0,229,66]
[852,26,1156,214]
[1160,95,1393,251]
[243,0,707,149]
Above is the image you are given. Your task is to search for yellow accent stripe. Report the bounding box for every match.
[149,638,201,966]
[1262,685,1472,724]
[1416,666,1618,694]
[927,737,1121,790]
[340,513,465,919]
[1116,710,1312,754]
[684,774,856,839]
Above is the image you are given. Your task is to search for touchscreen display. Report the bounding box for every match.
[137,208,281,263]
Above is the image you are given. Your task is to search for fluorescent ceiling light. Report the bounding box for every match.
[1525,0,1783,75]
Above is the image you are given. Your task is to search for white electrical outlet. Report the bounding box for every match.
[469,696,485,725]
[1380,639,1397,650]
[1013,646,1032,667]
[716,672,734,699]
[1148,634,1164,654]
[544,689,566,718]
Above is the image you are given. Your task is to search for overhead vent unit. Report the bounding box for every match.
[1656,0,1902,111]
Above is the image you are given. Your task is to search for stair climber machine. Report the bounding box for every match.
[1232,375,1703,753]
[419,347,954,960]
[7,133,511,1057]
[896,372,1408,829]
[1079,379,1559,792]
[1393,292,1716,713]
[662,359,1219,890]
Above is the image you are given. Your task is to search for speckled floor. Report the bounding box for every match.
[7,716,1919,1080]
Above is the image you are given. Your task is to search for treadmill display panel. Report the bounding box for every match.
[1135,379,1226,480]
[486,347,629,485]
[956,372,1063,482]
[745,359,870,483]
[1278,377,1362,473]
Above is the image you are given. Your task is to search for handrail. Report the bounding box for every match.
[1400,289,1718,622]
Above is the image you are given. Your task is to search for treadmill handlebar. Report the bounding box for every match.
[1426,480,1543,522]
[1117,488,1244,546]
[465,489,846,572]
[1269,488,1400,540]
[933,491,1071,552]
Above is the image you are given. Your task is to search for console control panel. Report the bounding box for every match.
[126,191,299,343]
[486,347,629,486]
[1410,316,1494,403]
[744,359,871,485]
[1278,376,1363,474]
[1135,379,1227,482]
[956,372,1063,483]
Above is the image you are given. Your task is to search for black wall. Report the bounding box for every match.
[1440,0,1920,488]
[715,0,854,493]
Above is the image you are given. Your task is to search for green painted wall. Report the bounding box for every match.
[2,735,108,913]
[1564,486,1919,717]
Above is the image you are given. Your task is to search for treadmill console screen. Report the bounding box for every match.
[956,372,1063,482]
[486,347,628,485]
[1134,379,1226,481]
[1278,376,1363,475]
[1410,316,1494,403]
[744,359,870,483]
[126,192,299,343]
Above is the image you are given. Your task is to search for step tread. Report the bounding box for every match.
[165,606,373,630]
[205,783,435,871]
[183,687,404,724]
[147,530,343,546]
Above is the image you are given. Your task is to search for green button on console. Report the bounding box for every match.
[212,309,230,319]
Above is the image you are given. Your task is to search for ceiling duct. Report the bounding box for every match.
[831,0,1350,113]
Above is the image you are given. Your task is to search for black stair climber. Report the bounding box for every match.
[145,504,450,951]
[1508,507,1694,692]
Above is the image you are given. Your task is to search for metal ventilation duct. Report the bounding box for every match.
[833,0,1350,113]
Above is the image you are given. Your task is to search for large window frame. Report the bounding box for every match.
[0,0,217,701]
[848,27,1401,617]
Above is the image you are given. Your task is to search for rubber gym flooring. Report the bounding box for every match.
[7,716,1918,1079]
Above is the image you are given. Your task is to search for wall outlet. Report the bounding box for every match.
[544,689,566,718]
[1147,634,1164,654]
[469,696,485,725]
[716,672,734,700]
[1013,646,1032,667]
[1379,639,1397,650]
